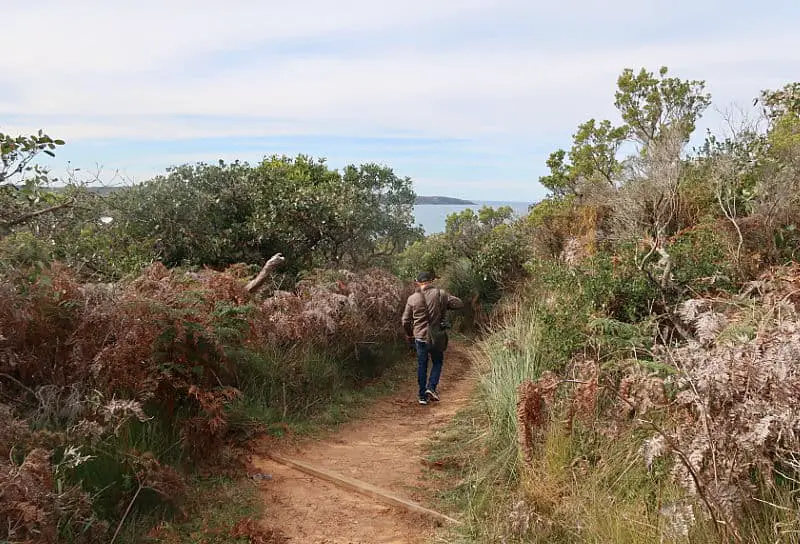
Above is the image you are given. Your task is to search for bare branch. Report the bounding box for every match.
[244,253,286,294]
[0,198,75,230]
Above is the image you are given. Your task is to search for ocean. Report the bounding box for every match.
[412,201,532,234]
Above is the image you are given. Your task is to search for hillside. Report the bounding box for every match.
[414,195,475,205]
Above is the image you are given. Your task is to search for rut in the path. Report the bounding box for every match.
[249,344,474,544]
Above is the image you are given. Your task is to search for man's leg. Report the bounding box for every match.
[415,340,429,403]
[427,349,444,400]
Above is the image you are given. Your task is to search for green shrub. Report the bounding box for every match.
[668,219,739,292]
[473,224,528,285]
[0,231,55,274]
[439,258,499,331]
[106,157,422,274]
[392,234,453,280]
[580,247,661,323]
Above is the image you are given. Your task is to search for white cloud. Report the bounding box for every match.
[0,0,681,79]
[6,31,800,141]
[2,0,500,76]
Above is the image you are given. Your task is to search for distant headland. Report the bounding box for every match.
[415,195,476,205]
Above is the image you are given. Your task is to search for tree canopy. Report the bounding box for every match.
[538,66,712,197]
[104,155,422,275]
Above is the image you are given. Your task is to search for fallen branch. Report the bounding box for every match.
[267,454,460,526]
[0,372,36,398]
[244,253,286,294]
[1,198,76,229]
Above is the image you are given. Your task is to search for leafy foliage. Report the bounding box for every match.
[395,204,528,330]
[0,130,65,185]
[433,70,800,544]
[0,132,96,246]
[538,120,628,197]
[107,156,421,275]
[614,66,711,147]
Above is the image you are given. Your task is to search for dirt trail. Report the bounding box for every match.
[250,344,475,543]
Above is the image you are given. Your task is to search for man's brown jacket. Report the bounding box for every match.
[401,284,463,341]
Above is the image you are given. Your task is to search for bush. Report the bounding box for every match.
[473,224,528,285]
[394,205,530,327]
[438,258,498,332]
[392,234,453,281]
[578,247,662,323]
[106,157,422,275]
[523,197,611,262]
[668,218,741,292]
[0,261,407,540]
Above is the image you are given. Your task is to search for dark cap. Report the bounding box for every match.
[415,271,434,283]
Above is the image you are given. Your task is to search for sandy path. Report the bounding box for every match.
[250,344,474,544]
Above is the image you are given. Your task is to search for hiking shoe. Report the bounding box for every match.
[425,389,440,402]
[418,397,428,405]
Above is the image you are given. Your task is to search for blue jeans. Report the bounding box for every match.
[415,339,444,399]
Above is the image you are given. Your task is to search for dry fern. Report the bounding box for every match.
[516,371,558,462]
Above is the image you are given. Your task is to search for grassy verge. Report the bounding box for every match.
[235,341,414,439]
[423,378,683,543]
[118,476,267,544]
[421,281,680,543]
[423,258,800,543]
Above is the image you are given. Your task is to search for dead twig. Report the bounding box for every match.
[110,481,144,544]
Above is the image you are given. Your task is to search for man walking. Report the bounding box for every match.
[402,272,464,405]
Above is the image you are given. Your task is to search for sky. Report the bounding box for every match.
[2,1,799,202]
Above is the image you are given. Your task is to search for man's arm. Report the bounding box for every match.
[401,300,414,337]
[446,292,464,310]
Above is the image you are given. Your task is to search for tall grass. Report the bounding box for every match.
[229,341,407,432]
[518,421,687,543]
[477,303,555,480]
[426,298,585,542]
[429,285,680,543]
[432,267,800,543]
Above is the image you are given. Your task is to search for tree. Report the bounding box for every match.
[538,149,576,197]
[106,161,258,267]
[440,205,524,284]
[478,205,514,229]
[751,82,800,255]
[0,131,70,237]
[444,208,483,255]
[569,119,628,186]
[609,67,712,244]
[251,156,421,270]
[443,205,514,255]
[539,66,710,200]
[756,82,800,123]
[539,119,628,197]
[110,155,422,274]
[0,130,65,185]
[337,162,422,267]
[614,66,711,147]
